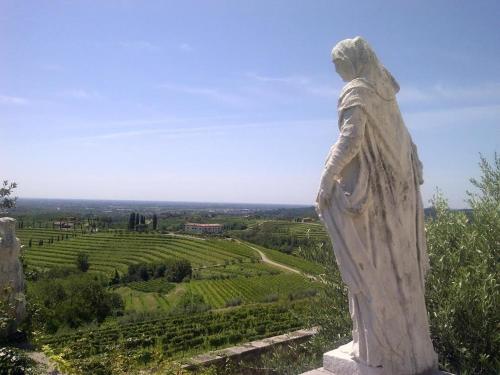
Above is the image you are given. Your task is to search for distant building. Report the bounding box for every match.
[52,221,74,229]
[301,217,315,223]
[184,223,223,234]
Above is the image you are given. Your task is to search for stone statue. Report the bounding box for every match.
[0,217,26,336]
[315,37,438,375]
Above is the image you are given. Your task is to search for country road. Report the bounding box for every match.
[234,239,302,275]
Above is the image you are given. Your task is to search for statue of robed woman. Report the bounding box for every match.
[316,37,438,375]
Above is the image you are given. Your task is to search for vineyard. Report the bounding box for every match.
[17,230,260,275]
[116,273,319,312]
[15,227,325,373]
[252,221,328,241]
[39,303,309,363]
[186,273,317,308]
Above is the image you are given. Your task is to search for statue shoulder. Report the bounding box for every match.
[338,79,375,111]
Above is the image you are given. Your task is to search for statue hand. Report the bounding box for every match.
[315,177,337,211]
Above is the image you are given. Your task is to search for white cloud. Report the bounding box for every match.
[0,95,29,105]
[179,43,193,52]
[119,40,160,52]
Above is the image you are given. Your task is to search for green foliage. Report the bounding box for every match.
[27,274,124,333]
[0,180,17,211]
[0,347,38,375]
[76,251,90,272]
[125,259,192,283]
[172,291,210,314]
[224,297,242,307]
[0,286,17,343]
[39,303,307,371]
[426,154,499,375]
[152,214,158,231]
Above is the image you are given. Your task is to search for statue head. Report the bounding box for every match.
[331,36,400,97]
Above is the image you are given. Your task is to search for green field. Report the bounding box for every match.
[18,230,259,275]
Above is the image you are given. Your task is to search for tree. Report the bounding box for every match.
[76,252,90,272]
[110,269,120,285]
[152,214,158,231]
[134,213,140,227]
[0,180,17,212]
[128,212,136,231]
[166,259,192,282]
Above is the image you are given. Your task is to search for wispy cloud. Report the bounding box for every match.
[246,72,339,98]
[405,104,500,129]
[399,83,500,103]
[0,95,29,105]
[179,43,194,52]
[119,40,161,52]
[60,89,104,100]
[247,73,310,85]
[69,118,332,142]
[158,83,247,105]
[40,63,64,72]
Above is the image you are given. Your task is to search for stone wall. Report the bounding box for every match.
[0,217,26,335]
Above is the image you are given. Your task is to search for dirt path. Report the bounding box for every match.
[234,239,302,275]
[27,351,64,375]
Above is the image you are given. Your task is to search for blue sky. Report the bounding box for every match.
[1,0,499,207]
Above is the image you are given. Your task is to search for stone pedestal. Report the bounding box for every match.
[301,344,451,375]
[301,343,381,375]
[322,344,382,375]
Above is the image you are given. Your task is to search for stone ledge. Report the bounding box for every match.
[182,327,318,370]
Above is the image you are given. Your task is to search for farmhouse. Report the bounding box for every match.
[184,223,223,234]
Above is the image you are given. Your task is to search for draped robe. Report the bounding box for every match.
[317,78,438,375]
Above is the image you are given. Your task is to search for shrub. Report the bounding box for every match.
[27,274,124,333]
[261,293,279,303]
[172,291,210,315]
[225,298,242,307]
[76,252,90,272]
[425,154,499,374]
[0,347,37,375]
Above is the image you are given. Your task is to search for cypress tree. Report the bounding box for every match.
[152,214,158,231]
[128,213,136,231]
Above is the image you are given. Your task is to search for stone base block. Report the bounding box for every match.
[300,343,452,375]
[322,345,382,375]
